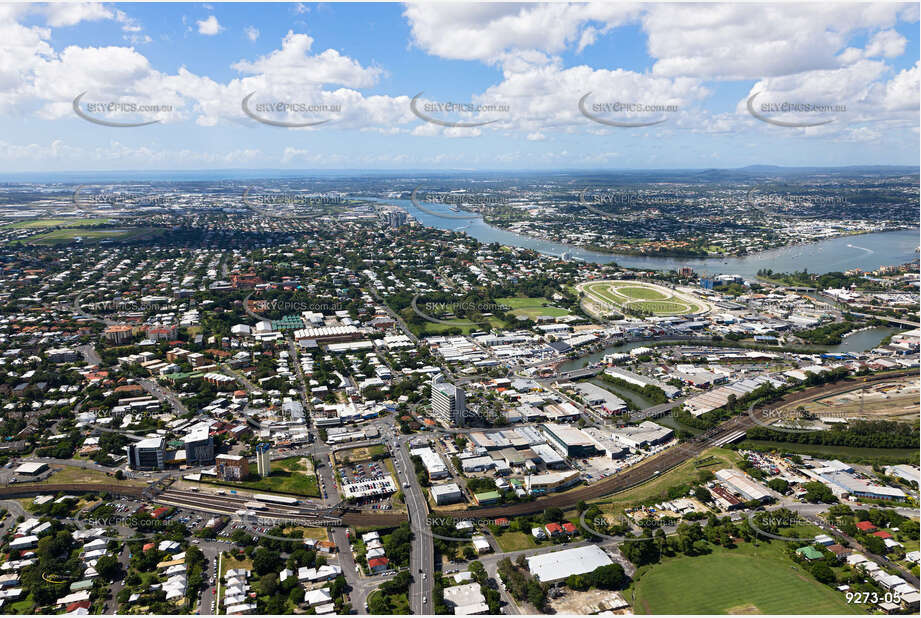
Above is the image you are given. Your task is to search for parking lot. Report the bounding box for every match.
[337,459,396,509]
[340,459,388,484]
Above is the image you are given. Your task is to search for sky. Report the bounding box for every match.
[0,1,919,172]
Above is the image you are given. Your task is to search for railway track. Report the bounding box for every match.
[440,371,914,519]
[6,371,911,527]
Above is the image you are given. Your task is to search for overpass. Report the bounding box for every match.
[850,312,920,328]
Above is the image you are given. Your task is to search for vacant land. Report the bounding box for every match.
[335,444,388,464]
[592,447,741,521]
[802,377,920,421]
[202,456,320,497]
[35,465,145,487]
[632,542,861,614]
[493,530,539,552]
[282,526,329,541]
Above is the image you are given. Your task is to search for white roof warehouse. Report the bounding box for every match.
[526,545,614,583]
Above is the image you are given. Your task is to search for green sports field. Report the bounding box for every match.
[2,217,112,229]
[495,296,570,319]
[632,543,862,615]
[16,226,164,245]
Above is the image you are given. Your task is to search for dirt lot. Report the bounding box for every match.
[802,376,919,421]
[548,589,631,614]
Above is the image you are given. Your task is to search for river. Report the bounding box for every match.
[371,197,919,279]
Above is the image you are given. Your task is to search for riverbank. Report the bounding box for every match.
[374,196,918,275]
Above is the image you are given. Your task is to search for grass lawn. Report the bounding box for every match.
[632,542,863,615]
[283,526,329,540]
[9,593,34,614]
[616,286,670,300]
[220,555,253,579]
[738,440,919,464]
[592,447,741,521]
[583,281,703,315]
[493,530,539,552]
[367,589,410,615]
[411,316,504,336]
[495,296,570,319]
[3,218,112,229]
[21,226,164,245]
[202,456,319,497]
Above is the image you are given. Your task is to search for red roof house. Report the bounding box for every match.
[368,557,390,573]
[856,521,876,532]
[66,601,92,613]
[562,522,578,535]
[545,523,563,536]
[494,518,510,527]
[871,530,892,539]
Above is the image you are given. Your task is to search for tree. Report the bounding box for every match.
[289,586,305,605]
[94,554,121,581]
[811,562,835,585]
[542,507,563,523]
[803,482,836,504]
[694,487,711,503]
[590,563,626,590]
[259,573,279,596]
[767,478,789,494]
[368,592,390,614]
[862,535,886,555]
[252,548,281,576]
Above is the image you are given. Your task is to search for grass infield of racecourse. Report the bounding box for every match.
[580,280,707,316]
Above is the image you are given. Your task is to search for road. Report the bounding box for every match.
[77,343,102,366]
[138,378,189,415]
[389,430,433,614]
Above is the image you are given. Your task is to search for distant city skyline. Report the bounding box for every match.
[0,2,918,171]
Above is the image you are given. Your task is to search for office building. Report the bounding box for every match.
[184,427,215,466]
[431,374,466,426]
[216,454,249,481]
[128,437,165,470]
